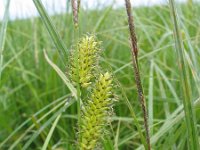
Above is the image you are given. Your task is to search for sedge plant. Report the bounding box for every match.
[68,35,116,149]
[1,1,200,149]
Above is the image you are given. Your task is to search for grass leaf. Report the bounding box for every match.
[44,49,77,99]
[168,0,200,149]
[22,97,75,149]
[33,0,68,63]
[42,113,62,150]
[0,0,10,81]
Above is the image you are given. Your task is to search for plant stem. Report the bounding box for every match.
[124,0,151,150]
[73,28,81,148]
[71,0,81,143]
[168,0,200,149]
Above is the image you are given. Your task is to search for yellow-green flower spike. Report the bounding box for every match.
[69,35,100,88]
[79,72,114,150]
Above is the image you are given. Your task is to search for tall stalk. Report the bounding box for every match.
[71,0,81,145]
[168,0,199,149]
[124,0,151,149]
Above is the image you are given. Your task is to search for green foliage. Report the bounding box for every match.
[169,0,199,149]
[0,2,200,150]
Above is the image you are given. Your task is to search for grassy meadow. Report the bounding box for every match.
[0,1,200,149]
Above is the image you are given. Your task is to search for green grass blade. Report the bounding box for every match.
[155,70,170,118]
[168,0,200,149]
[114,121,120,150]
[0,95,68,148]
[154,63,180,104]
[32,0,68,63]
[148,60,154,136]
[93,6,112,32]
[22,98,74,149]
[8,97,74,150]
[42,113,61,150]
[8,100,66,149]
[0,0,10,81]
[137,97,200,149]
[116,80,148,149]
[44,50,77,99]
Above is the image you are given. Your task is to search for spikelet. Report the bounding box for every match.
[79,72,114,150]
[69,35,100,88]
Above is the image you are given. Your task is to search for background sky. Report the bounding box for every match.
[0,0,197,20]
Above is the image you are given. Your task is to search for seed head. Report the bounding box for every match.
[69,35,100,88]
[79,72,114,150]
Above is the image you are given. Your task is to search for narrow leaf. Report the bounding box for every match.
[0,0,10,81]
[33,0,68,63]
[42,113,61,150]
[168,0,199,149]
[44,50,77,99]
